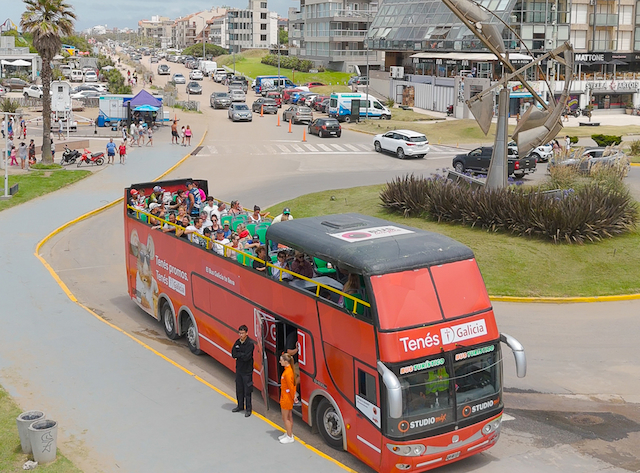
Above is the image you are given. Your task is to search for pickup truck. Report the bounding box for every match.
[452,146,537,178]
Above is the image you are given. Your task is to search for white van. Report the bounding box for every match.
[199,60,217,77]
[328,93,392,122]
[59,65,72,77]
[70,70,83,82]
[213,68,227,82]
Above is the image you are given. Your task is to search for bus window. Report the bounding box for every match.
[358,369,377,405]
[453,344,501,407]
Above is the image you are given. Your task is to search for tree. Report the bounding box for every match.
[21,0,76,164]
[278,28,288,47]
[182,42,228,58]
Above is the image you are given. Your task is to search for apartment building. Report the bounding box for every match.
[226,0,279,52]
[138,16,174,48]
[173,8,228,50]
[288,0,382,72]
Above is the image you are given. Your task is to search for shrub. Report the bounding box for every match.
[628,139,640,156]
[380,174,638,243]
[385,98,395,108]
[569,136,579,144]
[591,134,622,147]
[260,54,315,72]
[0,98,20,113]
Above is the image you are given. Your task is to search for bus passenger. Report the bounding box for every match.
[231,325,254,417]
[227,232,243,258]
[253,246,268,272]
[292,251,313,279]
[272,252,293,282]
[202,227,212,249]
[272,207,293,224]
[213,229,230,256]
[278,353,296,443]
[249,205,262,223]
[162,213,178,233]
[186,181,202,217]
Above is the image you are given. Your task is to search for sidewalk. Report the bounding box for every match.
[0,132,348,472]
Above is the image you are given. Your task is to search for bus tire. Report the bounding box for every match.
[161,301,178,340]
[186,317,201,355]
[316,398,343,450]
[343,115,351,123]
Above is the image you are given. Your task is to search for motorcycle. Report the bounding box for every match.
[565,108,579,118]
[446,105,454,116]
[77,148,105,167]
[61,145,81,165]
[580,108,592,118]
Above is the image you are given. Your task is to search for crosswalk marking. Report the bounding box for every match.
[344,144,360,152]
[208,145,218,154]
[318,144,332,152]
[291,144,305,153]
[205,141,456,155]
[303,144,318,152]
[330,144,346,152]
[264,144,277,154]
[276,144,291,153]
[356,143,372,151]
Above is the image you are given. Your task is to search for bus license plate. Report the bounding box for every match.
[445,452,460,461]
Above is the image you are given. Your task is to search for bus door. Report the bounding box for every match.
[354,360,382,470]
[253,309,270,410]
[256,308,283,401]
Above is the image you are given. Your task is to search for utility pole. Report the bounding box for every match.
[2,112,12,200]
[365,10,370,121]
[202,17,206,59]
[277,27,280,83]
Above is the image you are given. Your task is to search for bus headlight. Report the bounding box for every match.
[483,417,502,435]
[387,443,426,456]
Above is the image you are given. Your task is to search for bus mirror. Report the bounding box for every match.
[500,333,527,378]
[377,361,403,419]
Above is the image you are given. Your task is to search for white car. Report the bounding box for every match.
[508,140,553,162]
[86,84,107,93]
[189,70,204,80]
[173,73,186,84]
[71,90,101,99]
[373,129,430,159]
[229,89,246,102]
[84,71,98,82]
[0,85,6,97]
[23,85,44,98]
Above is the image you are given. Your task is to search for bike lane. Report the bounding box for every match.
[0,136,351,473]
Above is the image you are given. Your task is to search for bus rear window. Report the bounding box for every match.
[430,259,491,319]
[370,268,442,330]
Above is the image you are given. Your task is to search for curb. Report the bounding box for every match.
[32,129,357,473]
[631,163,640,167]
[490,293,640,303]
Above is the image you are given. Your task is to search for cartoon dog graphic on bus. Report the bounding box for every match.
[130,230,159,316]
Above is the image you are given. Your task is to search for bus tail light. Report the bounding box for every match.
[387,443,425,456]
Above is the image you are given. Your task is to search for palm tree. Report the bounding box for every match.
[21,0,76,163]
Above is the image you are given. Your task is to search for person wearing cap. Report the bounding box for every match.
[249,205,262,224]
[128,189,139,214]
[222,221,232,239]
[213,229,230,256]
[149,185,164,204]
[148,203,162,226]
[272,208,293,225]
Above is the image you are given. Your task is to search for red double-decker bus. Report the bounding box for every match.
[124,178,527,472]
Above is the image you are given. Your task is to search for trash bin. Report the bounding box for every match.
[28,419,58,464]
[16,411,46,454]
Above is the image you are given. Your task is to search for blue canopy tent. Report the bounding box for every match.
[125,90,163,127]
[133,104,159,112]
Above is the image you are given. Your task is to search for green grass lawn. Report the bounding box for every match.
[215,54,354,85]
[266,185,640,298]
[0,169,90,212]
[0,385,81,472]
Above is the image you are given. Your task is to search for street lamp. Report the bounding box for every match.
[202,17,206,60]
[365,10,370,121]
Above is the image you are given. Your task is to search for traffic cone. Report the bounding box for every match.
[302,128,307,142]
[260,104,264,117]
[288,119,292,133]
[277,114,280,127]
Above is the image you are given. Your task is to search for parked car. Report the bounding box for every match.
[150,56,159,63]
[283,105,313,124]
[252,97,278,114]
[0,85,6,97]
[266,91,282,107]
[318,98,330,113]
[84,71,98,82]
[282,88,303,103]
[508,140,553,163]
[373,129,430,159]
[230,89,246,102]
[186,81,202,95]
[306,82,326,88]
[311,95,329,111]
[157,64,170,75]
[308,118,341,138]
[210,92,232,109]
[300,93,319,107]
[72,84,106,94]
[2,78,29,90]
[452,146,537,178]
[23,85,44,98]
[189,70,204,80]
[71,90,101,100]
[548,147,630,175]
[172,73,186,84]
[228,103,253,122]
[228,81,245,92]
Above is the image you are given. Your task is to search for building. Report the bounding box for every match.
[138,16,174,48]
[0,36,40,81]
[173,8,228,50]
[288,0,382,72]
[226,0,279,52]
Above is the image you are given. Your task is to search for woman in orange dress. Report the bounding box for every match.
[279,353,296,444]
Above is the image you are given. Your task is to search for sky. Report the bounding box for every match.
[4,0,291,32]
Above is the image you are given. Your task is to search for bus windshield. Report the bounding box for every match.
[385,344,502,439]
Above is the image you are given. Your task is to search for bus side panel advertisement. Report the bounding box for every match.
[376,313,499,363]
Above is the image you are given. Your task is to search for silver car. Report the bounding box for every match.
[228,103,253,122]
[230,89,246,102]
[283,105,313,124]
[210,92,232,109]
[172,73,186,84]
[548,147,630,175]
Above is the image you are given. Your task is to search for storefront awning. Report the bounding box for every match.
[411,52,533,62]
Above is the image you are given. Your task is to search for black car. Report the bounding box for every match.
[308,118,341,138]
[186,81,202,95]
[452,146,536,178]
[252,98,278,114]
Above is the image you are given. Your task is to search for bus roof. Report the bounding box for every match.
[266,213,474,276]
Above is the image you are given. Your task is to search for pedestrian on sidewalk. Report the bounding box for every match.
[137,122,145,146]
[180,126,186,146]
[146,127,153,146]
[121,124,128,143]
[231,325,254,417]
[28,139,36,166]
[184,125,192,146]
[58,119,64,140]
[171,120,179,144]
[9,145,17,166]
[278,353,297,444]
[51,139,55,161]
[106,138,116,164]
[1,118,5,139]
[129,121,137,146]
[17,142,27,169]
[119,141,127,164]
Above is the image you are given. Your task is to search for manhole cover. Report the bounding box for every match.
[191,146,203,156]
[568,414,605,426]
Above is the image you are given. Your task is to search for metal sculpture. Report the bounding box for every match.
[442,0,574,188]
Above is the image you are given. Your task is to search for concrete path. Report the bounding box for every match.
[0,132,348,473]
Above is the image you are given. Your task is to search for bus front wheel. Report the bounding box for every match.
[316,399,343,450]
[161,301,178,340]
[186,317,201,355]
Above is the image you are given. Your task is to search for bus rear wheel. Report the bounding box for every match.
[186,317,201,355]
[316,399,343,450]
[161,301,178,340]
